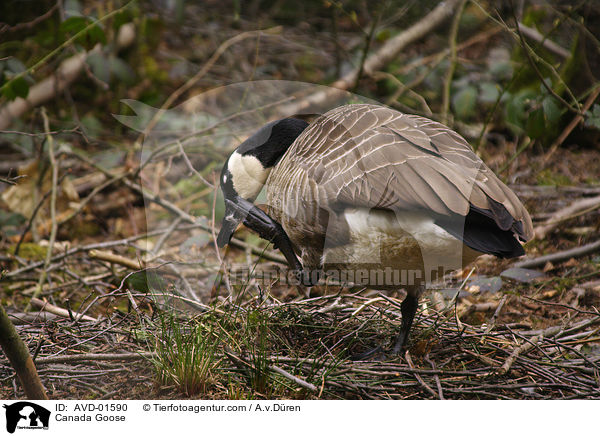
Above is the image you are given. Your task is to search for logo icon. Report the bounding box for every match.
[3,402,50,434]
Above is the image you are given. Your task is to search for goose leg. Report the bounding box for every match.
[351,289,421,360]
[392,293,419,354]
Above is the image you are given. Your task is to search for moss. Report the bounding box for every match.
[8,243,47,261]
[69,221,102,239]
[536,168,572,186]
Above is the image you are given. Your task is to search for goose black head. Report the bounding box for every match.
[217,118,308,247]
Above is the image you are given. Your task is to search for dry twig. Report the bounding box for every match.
[29,298,97,323]
[514,238,600,269]
[534,194,600,239]
[26,108,58,311]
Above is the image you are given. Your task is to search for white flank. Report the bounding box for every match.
[323,208,475,282]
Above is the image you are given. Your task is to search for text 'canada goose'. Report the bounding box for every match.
[218,103,533,355]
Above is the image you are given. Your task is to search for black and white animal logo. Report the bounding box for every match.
[3,402,50,433]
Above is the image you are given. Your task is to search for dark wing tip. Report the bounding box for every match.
[462,208,526,258]
[436,207,526,259]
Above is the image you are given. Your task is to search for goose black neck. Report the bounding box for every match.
[237,118,309,168]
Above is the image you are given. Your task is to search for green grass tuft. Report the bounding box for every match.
[151,312,221,396]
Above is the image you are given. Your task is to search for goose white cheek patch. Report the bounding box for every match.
[228,151,269,200]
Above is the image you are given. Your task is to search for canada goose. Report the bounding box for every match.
[217,103,533,354]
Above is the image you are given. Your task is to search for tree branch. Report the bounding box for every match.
[0,23,136,130]
[279,0,463,116]
[0,304,48,399]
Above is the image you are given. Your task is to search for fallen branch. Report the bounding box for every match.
[0,23,135,130]
[29,298,97,323]
[89,249,143,270]
[424,355,445,400]
[224,348,317,392]
[534,194,600,239]
[268,363,318,393]
[8,311,62,325]
[406,351,439,398]
[279,0,462,116]
[510,184,600,198]
[519,317,600,338]
[498,335,540,375]
[495,317,599,375]
[5,222,214,279]
[35,351,155,365]
[481,295,508,336]
[459,301,499,318]
[514,238,600,269]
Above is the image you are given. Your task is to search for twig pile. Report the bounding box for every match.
[3,288,598,399]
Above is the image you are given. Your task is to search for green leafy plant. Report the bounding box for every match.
[585,104,600,130]
[59,16,106,48]
[0,59,31,101]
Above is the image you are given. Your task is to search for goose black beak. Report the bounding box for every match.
[217,196,249,248]
[216,195,305,275]
[216,217,239,248]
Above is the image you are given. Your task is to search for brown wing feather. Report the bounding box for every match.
[266,104,533,248]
